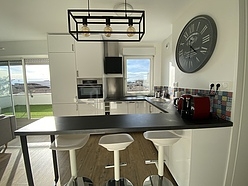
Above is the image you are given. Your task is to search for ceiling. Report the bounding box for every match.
[0,0,193,43]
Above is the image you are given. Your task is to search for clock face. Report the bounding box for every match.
[175,15,217,73]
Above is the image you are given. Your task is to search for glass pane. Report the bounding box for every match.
[10,63,28,118]
[0,62,14,115]
[126,58,151,93]
[25,64,52,118]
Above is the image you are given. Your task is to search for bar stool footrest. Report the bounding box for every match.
[105,162,127,169]
[65,176,93,186]
[145,160,166,165]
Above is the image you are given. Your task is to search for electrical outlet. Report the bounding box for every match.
[173,82,178,88]
[208,81,233,91]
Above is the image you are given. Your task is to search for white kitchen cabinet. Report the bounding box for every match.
[127,101,136,114]
[52,103,78,116]
[165,127,232,186]
[78,101,97,116]
[136,101,148,114]
[78,99,104,116]
[47,34,75,53]
[49,53,77,104]
[97,99,105,115]
[110,101,128,115]
[75,42,104,78]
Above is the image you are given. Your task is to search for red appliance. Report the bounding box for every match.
[174,95,210,119]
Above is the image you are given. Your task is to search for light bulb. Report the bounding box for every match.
[81,24,90,37]
[127,25,135,37]
[104,25,112,37]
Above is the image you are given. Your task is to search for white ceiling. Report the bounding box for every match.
[0,0,193,43]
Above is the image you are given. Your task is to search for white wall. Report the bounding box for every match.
[170,0,239,91]
[119,42,162,86]
[161,35,173,86]
[225,1,248,186]
[0,94,52,109]
[161,0,246,186]
[13,94,52,105]
[0,40,48,59]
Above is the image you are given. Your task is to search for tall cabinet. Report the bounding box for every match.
[48,34,78,116]
[48,34,105,116]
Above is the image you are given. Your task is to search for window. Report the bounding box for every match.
[124,56,153,96]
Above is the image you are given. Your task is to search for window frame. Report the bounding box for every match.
[123,55,154,96]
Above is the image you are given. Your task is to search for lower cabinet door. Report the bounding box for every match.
[78,102,98,116]
[110,102,128,115]
[127,102,136,114]
[136,101,148,114]
[52,103,78,116]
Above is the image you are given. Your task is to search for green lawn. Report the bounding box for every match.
[2,105,53,119]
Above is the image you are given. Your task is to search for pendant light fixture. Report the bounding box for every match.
[68,0,145,42]
[104,17,112,37]
[127,18,135,37]
[82,17,90,37]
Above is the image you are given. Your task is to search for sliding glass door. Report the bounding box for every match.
[0,59,52,119]
[9,60,28,118]
[0,61,14,116]
[25,60,52,118]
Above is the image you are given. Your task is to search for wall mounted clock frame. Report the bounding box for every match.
[175,15,217,73]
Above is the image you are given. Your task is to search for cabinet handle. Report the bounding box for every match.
[76,70,79,77]
[72,44,74,51]
[76,104,78,111]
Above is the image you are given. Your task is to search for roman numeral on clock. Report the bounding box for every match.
[202,34,210,44]
[183,31,189,39]
[200,25,208,35]
[200,47,208,54]
[189,24,194,34]
[179,49,184,56]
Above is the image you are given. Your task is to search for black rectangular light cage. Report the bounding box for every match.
[68,9,145,42]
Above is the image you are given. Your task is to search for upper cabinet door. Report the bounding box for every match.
[47,34,75,53]
[49,53,77,104]
[75,42,104,78]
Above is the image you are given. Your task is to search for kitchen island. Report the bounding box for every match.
[14,99,232,186]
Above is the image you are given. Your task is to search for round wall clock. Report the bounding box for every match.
[175,15,217,73]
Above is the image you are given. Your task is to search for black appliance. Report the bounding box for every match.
[104,56,122,74]
[77,83,103,99]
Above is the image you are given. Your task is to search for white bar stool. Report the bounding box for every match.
[99,133,134,186]
[50,134,93,186]
[143,131,180,186]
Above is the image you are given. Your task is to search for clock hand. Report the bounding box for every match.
[190,45,197,53]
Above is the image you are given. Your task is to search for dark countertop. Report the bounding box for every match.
[15,97,233,136]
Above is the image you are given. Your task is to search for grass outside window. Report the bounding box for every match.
[2,105,53,119]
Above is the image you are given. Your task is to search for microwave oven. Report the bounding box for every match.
[77,84,103,99]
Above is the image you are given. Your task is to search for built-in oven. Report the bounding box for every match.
[77,80,103,99]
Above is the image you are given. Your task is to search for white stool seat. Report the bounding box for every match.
[99,133,134,186]
[143,131,181,186]
[50,134,90,151]
[99,133,134,151]
[50,133,93,186]
[143,130,180,146]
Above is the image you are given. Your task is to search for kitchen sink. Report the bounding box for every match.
[148,97,171,103]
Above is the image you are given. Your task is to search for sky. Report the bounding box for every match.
[126,59,150,82]
[0,65,50,85]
